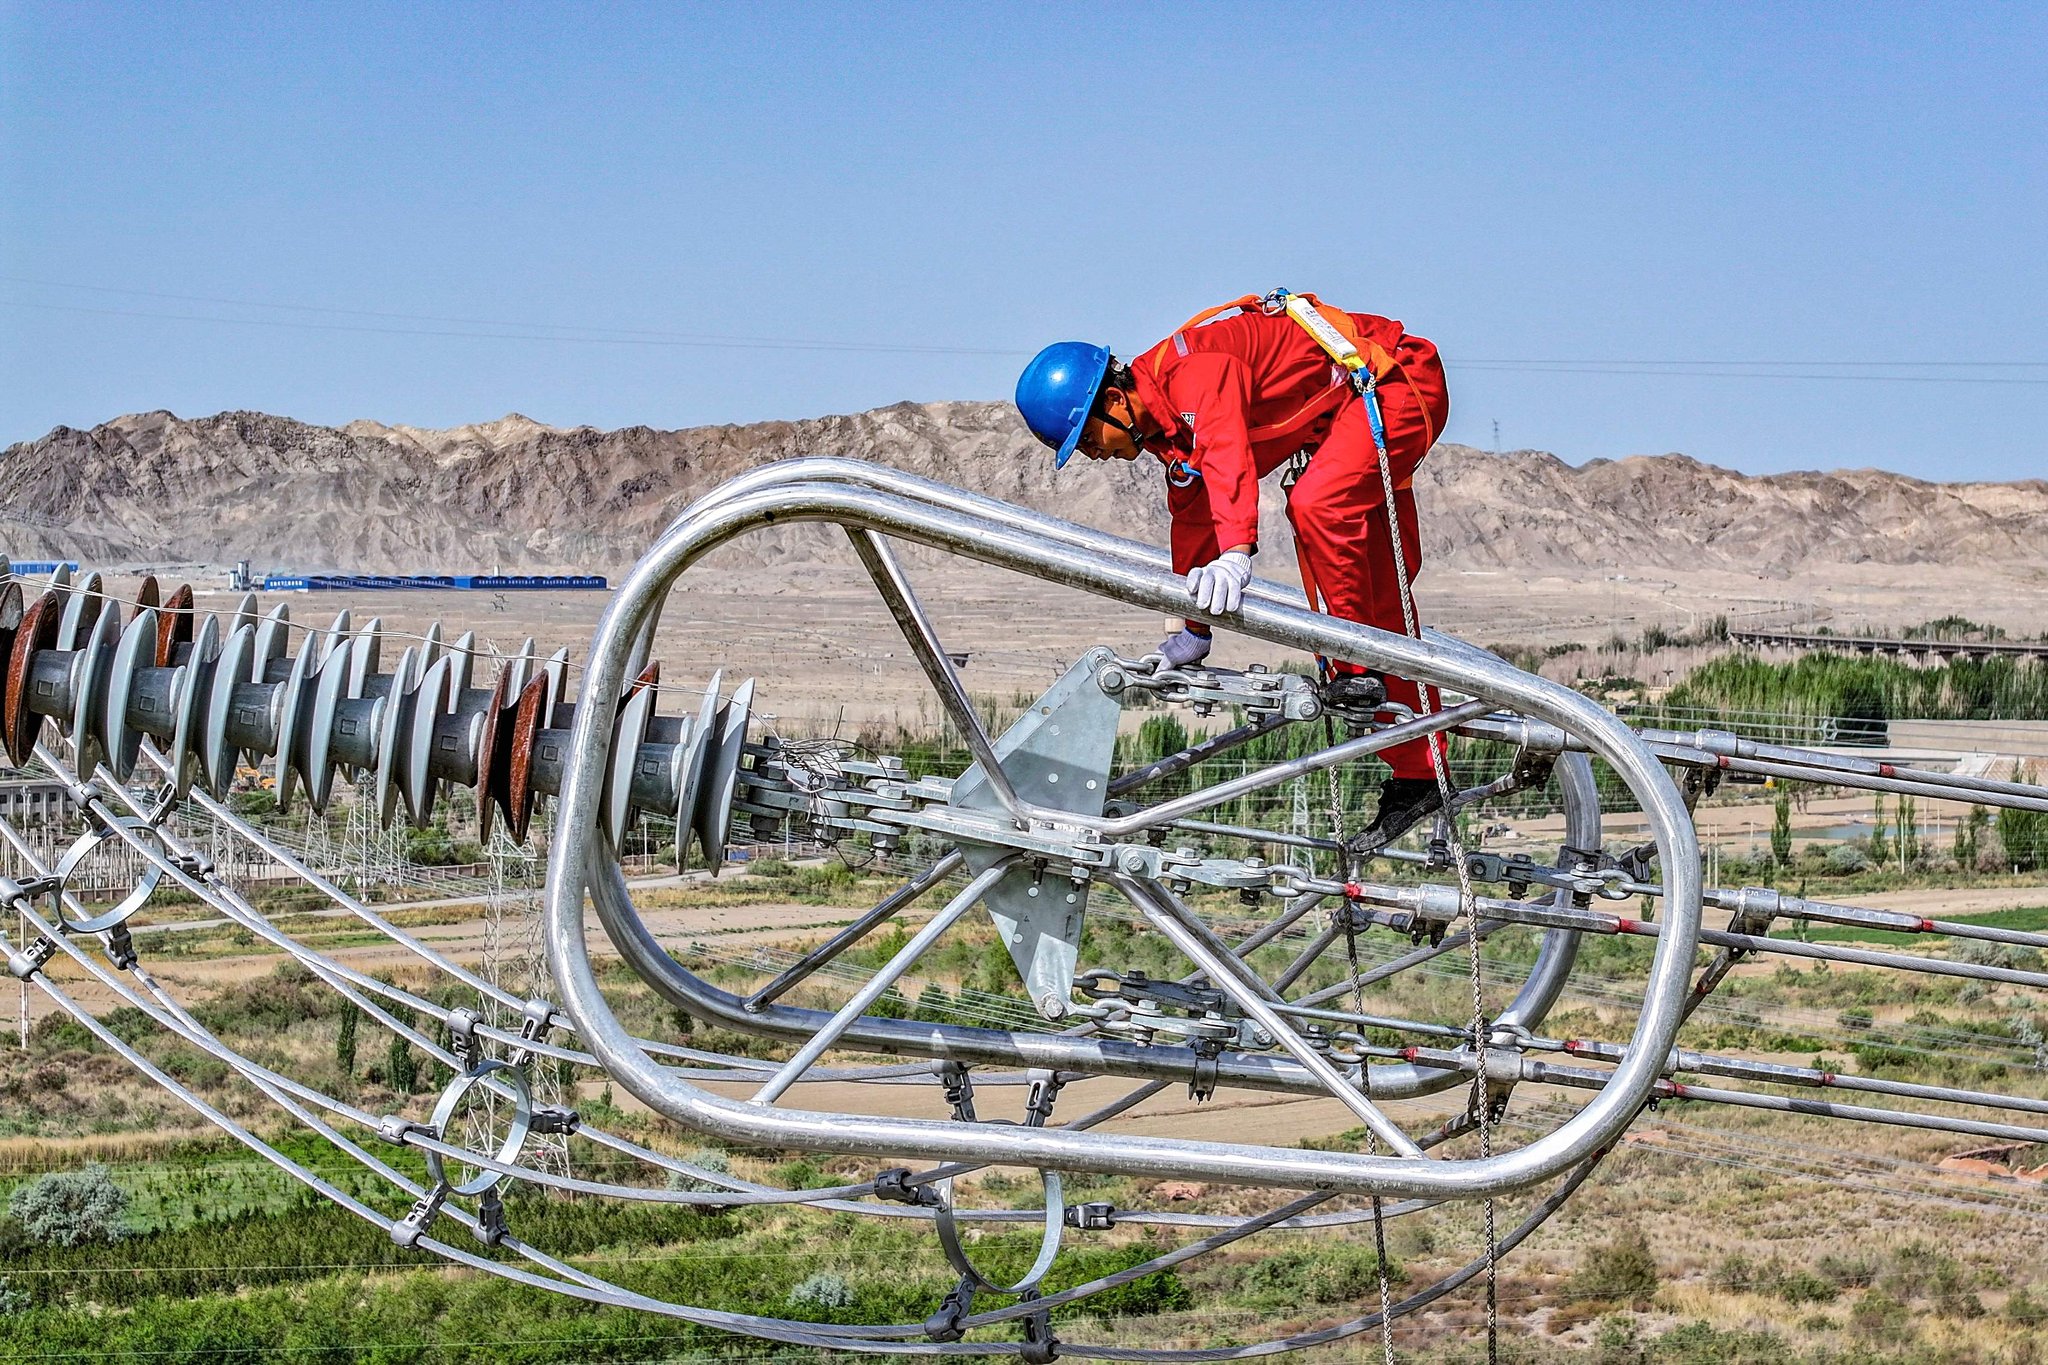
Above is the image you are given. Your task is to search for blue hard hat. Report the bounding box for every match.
[1015,341,1111,470]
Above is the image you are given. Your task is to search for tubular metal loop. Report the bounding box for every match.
[51,817,166,935]
[934,1170,1066,1296]
[427,1059,534,1197]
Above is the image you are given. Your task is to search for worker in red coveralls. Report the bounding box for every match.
[1015,296,1451,851]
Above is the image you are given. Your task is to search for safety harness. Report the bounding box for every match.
[1142,291,1439,653]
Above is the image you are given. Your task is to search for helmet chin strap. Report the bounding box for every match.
[1093,390,1145,455]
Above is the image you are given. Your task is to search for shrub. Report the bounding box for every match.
[1849,1289,1912,1344]
[335,1004,359,1078]
[1567,1228,1659,1307]
[1825,843,1870,874]
[1952,937,2045,972]
[1243,1243,1403,1305]
[1592,1314,1645,1365]
[1816,1253,1877,1289]
[788,1271,853,1309]
[664,1148,733,1193]
[7,1164,130,1247]
[1775,1271,1838,1305]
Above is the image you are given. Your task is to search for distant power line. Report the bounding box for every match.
[5,276,2048,383]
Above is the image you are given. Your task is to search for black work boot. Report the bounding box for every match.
[1320,672,1387,712]
[1347,777,1444,857]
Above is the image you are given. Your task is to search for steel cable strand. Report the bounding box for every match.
[1044,1145,1614,1362]
[6,908,1492,1349]
[0,950,1046,1357]
[4,803,1049,1219]
[11,809,1277,1245]
[143,740,789,1073]
[1,866,908,1214]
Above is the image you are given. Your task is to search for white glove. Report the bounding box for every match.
[1186,550,1253,615]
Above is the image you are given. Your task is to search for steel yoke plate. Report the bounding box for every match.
[948,647,1121,1019]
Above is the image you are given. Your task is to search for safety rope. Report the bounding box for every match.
[1328,723,1394,1365]
[1360,373,1500,1363]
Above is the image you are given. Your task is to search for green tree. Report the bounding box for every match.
[1955,805,1985,869]
[1868,795,1891,867]
[1770,791,1793,867]
[335,1004,358,1079]
[386,1034,419,1093]
[1897,794,1919,868]
[1998,764,2046,871]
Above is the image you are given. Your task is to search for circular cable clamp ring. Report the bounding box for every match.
[933,1169,1065,1296]
[427,1059,534,1198]
[50,818,166,935]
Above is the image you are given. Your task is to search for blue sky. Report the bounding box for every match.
[2,3,2042,479]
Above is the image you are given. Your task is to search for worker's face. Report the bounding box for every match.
[1077,387,1142,462]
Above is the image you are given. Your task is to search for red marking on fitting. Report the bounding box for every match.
[1717,756,1732,768]
[1667,1081,1690,1097]
[1879,763,1897,777]
[1918,918,1935,931]
[1401,1047,1419,1061]
[1343,882,1364,899]
[1615,917,1637,933]
[1818,1072,1836,1085]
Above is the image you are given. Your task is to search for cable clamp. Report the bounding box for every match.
[0,874,57,906]
[391,1181,448,1249]
[1188,1041,1221,1103]
[923,1276,977,1343]
[102,923,138,970]
[530,1105,580,1136]
[939,1060,976,1123]
[377,1114,434,1146]
[447,1008,480,1067]
[1022,1068,1064,1127]
[1019,1291,1059,1365]
[520,997,557,1039]
[1065,1201,1117,1231]
[6,936,56,980]
[474,1187,507,1247]
[873,1168,940,1207]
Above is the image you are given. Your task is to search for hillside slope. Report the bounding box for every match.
[5,402,2045,577]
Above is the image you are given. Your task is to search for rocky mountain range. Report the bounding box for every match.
[5,403,2045,579]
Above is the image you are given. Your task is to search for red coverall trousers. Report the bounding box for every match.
[1152,329,1450,779]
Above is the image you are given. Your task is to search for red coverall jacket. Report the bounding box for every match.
[1128,308,1450,779]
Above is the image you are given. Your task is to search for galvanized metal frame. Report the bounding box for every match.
[545,466,1706,1198]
